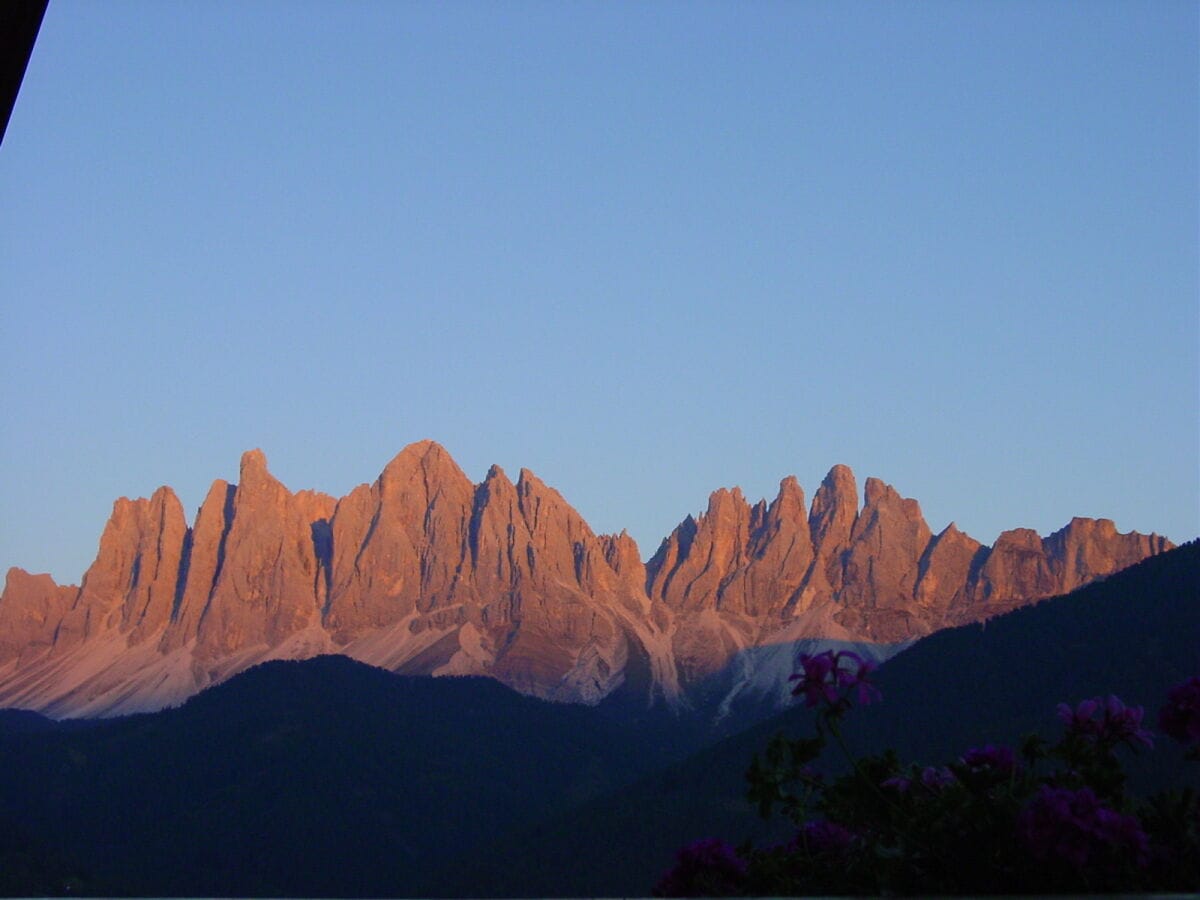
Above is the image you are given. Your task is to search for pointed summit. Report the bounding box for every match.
[703,486,748,523]
[325,441,474,640]
[379,440,455,479]
[770,475,806,521]
[914,520,984,617]
[839,475,933,635]
[376,440,472,508]
[804,464,859,599]
[811,465,858,531]
[718,472,813,618]
[863,476,890,507]
[0,568,78,663]
[240,448,269,479]
[161,478,235,653]
[648,485,752,616]
[234,449,291,506]
[48,486,190,650]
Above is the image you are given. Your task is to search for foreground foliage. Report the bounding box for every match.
[656,652,1200,895]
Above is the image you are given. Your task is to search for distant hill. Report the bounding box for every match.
[442,540,1200,898]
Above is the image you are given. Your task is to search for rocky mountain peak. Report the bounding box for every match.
[483,463,511,486]
[770,475,806,519]
[516,467,593,550]
[240,447,268,475]
[810,465,858,534]
[378,440,466,496]
[601,530,643,575]
[0,568,78,665]
[802,464,859,600]
[835,477,933,639]
[704,486,747,520]
[46,486,190,651]
[862,475,889,506]
[914,521,984,614]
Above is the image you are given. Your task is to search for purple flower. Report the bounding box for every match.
[839,652,882,706]
[654,838,748,897]
[961,744,1019,776]
[881,775,912,793]
[789,650,881,709]
[1058,695,1154,749]
[833,651,864,686]
[1101,695,1154,748]
[1017,785,1149,872]
[790,651,840,708]
[1159,676,1200,746]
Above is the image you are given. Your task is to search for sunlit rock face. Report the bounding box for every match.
[0,442,1174,717]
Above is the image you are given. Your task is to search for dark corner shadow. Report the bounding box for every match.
[0,0,48,147]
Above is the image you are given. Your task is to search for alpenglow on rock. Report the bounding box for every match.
[0,441,1174,717]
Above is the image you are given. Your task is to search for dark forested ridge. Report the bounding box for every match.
[0,656,686,897]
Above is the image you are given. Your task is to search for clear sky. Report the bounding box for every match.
[2,1,1197,585]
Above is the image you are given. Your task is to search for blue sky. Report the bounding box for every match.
[2,1,1196,585]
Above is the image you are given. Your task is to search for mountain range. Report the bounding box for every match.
[0,440,1173,717]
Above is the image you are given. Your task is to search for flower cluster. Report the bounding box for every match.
[1057,695,1154,748]
[788,649,880,710]
[654,839,747,897]
[1158,676,1200,747]
[660,672,1200,896]
[1017,785,1149,871]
